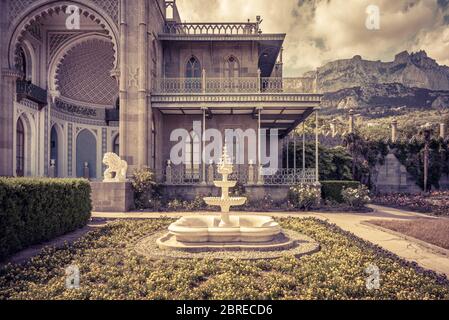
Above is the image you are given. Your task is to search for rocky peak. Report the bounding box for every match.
[312,51,449,92]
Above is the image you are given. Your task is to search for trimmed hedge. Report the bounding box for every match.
[0,178,92,261]
[321,180,360,203]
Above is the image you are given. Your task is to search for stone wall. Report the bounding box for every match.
[374,152,422,194]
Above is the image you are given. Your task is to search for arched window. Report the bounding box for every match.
[113,135,120,155]
[185,56,201,92]
[17,48,27,81]
[185,130,200,181]
[16,118,25,177]
[224,56,240,78]
[186,56,201,78]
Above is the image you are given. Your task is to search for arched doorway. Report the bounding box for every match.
[16,118,25,177]
[50,124,64,177]
[76,130,97,179]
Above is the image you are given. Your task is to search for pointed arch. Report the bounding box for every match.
[224,55,240,78]
[8,1,119,70]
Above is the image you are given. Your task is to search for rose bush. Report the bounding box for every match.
[342,185,371,208]
[288,184,321,211]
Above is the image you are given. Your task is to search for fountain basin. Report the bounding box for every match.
[167,215,281,243]
[203,196,247,208]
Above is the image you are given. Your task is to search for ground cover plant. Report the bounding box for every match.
[1,218,448,300]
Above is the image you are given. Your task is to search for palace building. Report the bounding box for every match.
[0,0,321,200]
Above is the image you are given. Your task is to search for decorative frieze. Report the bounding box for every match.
[54,99,98,118]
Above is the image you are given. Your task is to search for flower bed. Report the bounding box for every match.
[373,192,449,216]
[1,218,448,300]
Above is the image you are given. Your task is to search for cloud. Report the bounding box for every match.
[176,0,449,75]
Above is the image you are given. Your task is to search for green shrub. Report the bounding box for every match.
[342,185,371,208]
[321,180,360,203]
[288,184,321,211]
[0,178,91,261]
[130,168,158,210]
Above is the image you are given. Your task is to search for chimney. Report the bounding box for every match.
[440,123,446,139]
[348,109,355,134]
[391,119,398,142]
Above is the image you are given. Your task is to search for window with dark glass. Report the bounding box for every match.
[185,56,201,92]
[16,118,25,176]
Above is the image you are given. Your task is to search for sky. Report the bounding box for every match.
[176,0,449,76]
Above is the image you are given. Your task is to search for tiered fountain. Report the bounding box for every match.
[156,146,314,253]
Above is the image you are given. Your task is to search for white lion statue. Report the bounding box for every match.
[103,152,128,182]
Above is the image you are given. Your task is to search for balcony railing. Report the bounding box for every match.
[159,163,316,186]
[164,21,261,35]
[16,80,48,108]
[153,77,317,94]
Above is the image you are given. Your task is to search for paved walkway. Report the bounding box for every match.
[92,205,449,277]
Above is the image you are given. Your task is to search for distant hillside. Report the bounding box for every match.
[321,83,449,113]
[306,51,449,93]
[306,51,449,115]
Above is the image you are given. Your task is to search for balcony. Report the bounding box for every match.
[158,164,317,186]
[16,80,48,108]
[164,20,261,35]
[152,77,318,94]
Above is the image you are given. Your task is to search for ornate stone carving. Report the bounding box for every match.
[103,153,128,182]
[56,39,117,105]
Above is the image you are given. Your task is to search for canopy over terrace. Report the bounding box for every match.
[153,105,316,138]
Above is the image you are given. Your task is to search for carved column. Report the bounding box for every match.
[0,69,22,176]
[118,0,150,173]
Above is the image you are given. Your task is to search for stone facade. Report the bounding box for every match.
[0,0,321,202]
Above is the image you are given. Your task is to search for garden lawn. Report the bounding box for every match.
[1,218,449,300]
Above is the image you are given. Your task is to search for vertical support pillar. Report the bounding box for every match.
[302,122,306,178]
[315,109,319,183]
[257,69,261,93]
[119,0,149,173]
[166,160,172,185]
[202,107,207,184]
[0,69,22,176]
[137,0,148,169]
[286,135,289,170]
[293,133,297,171]
[118,0,127,161]
[257,107,263,185]
[202,69,206,94]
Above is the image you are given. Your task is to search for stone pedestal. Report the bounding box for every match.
[90,182,134,212]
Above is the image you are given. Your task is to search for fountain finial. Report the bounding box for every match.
[218,145,233,179]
